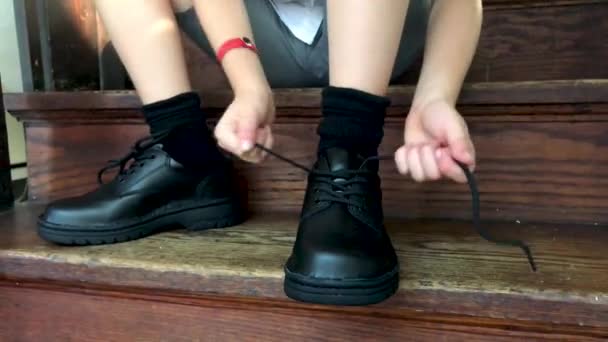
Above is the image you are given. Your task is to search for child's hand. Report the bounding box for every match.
[394,100,475,183]
[214,88,275,163]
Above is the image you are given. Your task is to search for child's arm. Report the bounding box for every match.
[414,0,483,107]
[194,0,274,163]
[395,0,482,183]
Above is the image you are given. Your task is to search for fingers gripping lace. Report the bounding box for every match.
[255,143,537,272]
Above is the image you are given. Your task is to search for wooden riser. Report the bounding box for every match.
[0,204,606,340]
[19,116,608,225]
[6,81,608,224]
[1,284,605,341]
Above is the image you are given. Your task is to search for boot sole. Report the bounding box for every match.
[38,200,244,246]
[283,265,399,306]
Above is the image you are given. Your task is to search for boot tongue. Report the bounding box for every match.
[320,147,363,172]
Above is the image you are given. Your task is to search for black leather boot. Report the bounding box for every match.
[284,147,399,305]
[38,138,244,245]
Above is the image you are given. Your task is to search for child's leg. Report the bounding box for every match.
[95,0,222,169]
[327,0,410,96]
[95,0,191,104]
[285,1,420,306]
[40,0,243,246]
[317,0,413,157]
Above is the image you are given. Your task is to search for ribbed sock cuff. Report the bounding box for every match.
[142,92,205,138]
[317,86,390,155]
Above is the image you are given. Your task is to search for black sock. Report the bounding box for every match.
[317,86,390,156]
[142,92,223,170]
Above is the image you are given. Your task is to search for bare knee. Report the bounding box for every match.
[171,0,193,13]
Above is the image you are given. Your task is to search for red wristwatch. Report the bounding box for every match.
[216,37,258,64]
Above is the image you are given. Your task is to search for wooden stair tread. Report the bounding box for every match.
[5,80,608,115]
[1,203,607,329]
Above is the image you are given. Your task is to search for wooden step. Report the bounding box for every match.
[5,80,608,225]
[0,204,606,340]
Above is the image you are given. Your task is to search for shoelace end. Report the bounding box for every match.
[456,160,537,272]
[521,245,537,272]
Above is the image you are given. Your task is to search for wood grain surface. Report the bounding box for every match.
[462,2,608,83]
[1,283,605,341]
[5,81,608,224]
[482,0,606,8]
[1,204,607,331]
[15,106,608,225]
[6,80,608,112]
[5,80,608,225]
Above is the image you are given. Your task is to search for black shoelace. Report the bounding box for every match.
[255,143,537,272]
[312,168,375,206]
[97,132,169,185]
